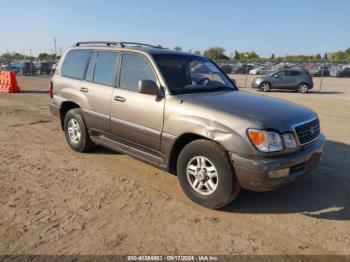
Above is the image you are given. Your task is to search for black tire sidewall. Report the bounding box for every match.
[177,140,237,209]
[63,109,90,152]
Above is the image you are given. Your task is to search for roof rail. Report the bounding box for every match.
[119,42,163,49]
[73,41,164,49]
[73,41,123,47]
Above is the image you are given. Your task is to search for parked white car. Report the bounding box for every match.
[249,66,268,75]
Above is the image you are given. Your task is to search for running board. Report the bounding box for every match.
[90,135,167,168]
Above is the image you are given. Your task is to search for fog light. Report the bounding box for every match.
[268,168,290,178]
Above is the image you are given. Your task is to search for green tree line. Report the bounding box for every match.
[3,47,350,62]
[196,47,350,62]
[0,52,60,61]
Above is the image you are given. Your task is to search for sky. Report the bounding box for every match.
[0,0,349,57]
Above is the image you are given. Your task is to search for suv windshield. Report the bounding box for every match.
[153,54,236,94]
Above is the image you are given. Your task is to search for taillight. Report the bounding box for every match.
[49,81,53,98]
[308,75,313,81]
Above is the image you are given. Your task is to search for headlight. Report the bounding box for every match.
[283,133,297,149]
[247,129,283,152]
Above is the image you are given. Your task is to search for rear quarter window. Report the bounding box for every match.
[61,50,92,80]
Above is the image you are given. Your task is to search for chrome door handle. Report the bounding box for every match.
[80,87,89,93]
[113,96,126,102]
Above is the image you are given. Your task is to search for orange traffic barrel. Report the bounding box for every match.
[0,71,20,93]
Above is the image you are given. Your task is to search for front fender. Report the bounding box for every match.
[164,114,254,155]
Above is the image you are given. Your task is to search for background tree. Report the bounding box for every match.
[234,50,240,60]
[193,50,201,55]
[314,54,322,60]
[239,51,260,60]
[174,46,182,51]
[203,47,229,60]
[0,52,31,60]
[271,53,275,60]
[38,53,59,61]
[323,52,328,60]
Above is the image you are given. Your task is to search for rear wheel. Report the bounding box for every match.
[64,108,93,152]
[177,139,240,209]
[260,82,271,92]
[297,83,309,93]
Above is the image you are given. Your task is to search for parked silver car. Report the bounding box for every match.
[252,69,314,93]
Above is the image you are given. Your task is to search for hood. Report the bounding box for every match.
[178,90,316,132]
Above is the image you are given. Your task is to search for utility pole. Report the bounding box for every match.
[29,48,33,76]
[54,37,57,56]
[319,56,325,92]
[244,52,249,88]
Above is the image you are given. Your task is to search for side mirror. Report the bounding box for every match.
[138,80,159,95]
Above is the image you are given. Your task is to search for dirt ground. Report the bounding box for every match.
[0,75,349,256]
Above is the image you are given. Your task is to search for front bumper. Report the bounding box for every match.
[230,134,325,192]
[251,81,260,88]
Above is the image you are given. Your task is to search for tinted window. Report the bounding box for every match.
[93,51,119,86]
[85,52,98,82]
[61,50,92,79]
[290,70,301,76]
[120,54,157,91]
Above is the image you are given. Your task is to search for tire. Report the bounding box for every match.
[176,139,240,209]
[63,108,93,152]
[297,83,309,93]
[259,82,271,92]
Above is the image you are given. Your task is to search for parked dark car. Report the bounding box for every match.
[310,66,330,77]
[220,64,233,74]
[22,62,36,75]
[0,63,22,73]
[237,64,255,74]
[252,69,313,93]
[39,62,52,75]
[330,67,350,77]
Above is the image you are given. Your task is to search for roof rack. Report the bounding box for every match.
[119,42,163,49]
[73,41,122,47]
[73,41,164,49]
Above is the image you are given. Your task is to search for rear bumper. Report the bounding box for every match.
[308,81,314,89]
[230,134,325,192]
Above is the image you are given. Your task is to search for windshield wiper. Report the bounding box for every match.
[199,86,234,92]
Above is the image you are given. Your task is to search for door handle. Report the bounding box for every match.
[80,87,89,93]
[113,96,126,102]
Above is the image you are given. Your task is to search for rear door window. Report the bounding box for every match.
[61,50,92,79]
[93,51,120,86]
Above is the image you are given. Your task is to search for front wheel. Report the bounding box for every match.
[297,83,309,93]
[260,82,271,92]
[64,108,93,152]
[177,139,240,209]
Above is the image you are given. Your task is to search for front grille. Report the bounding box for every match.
[294,118,320,145]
